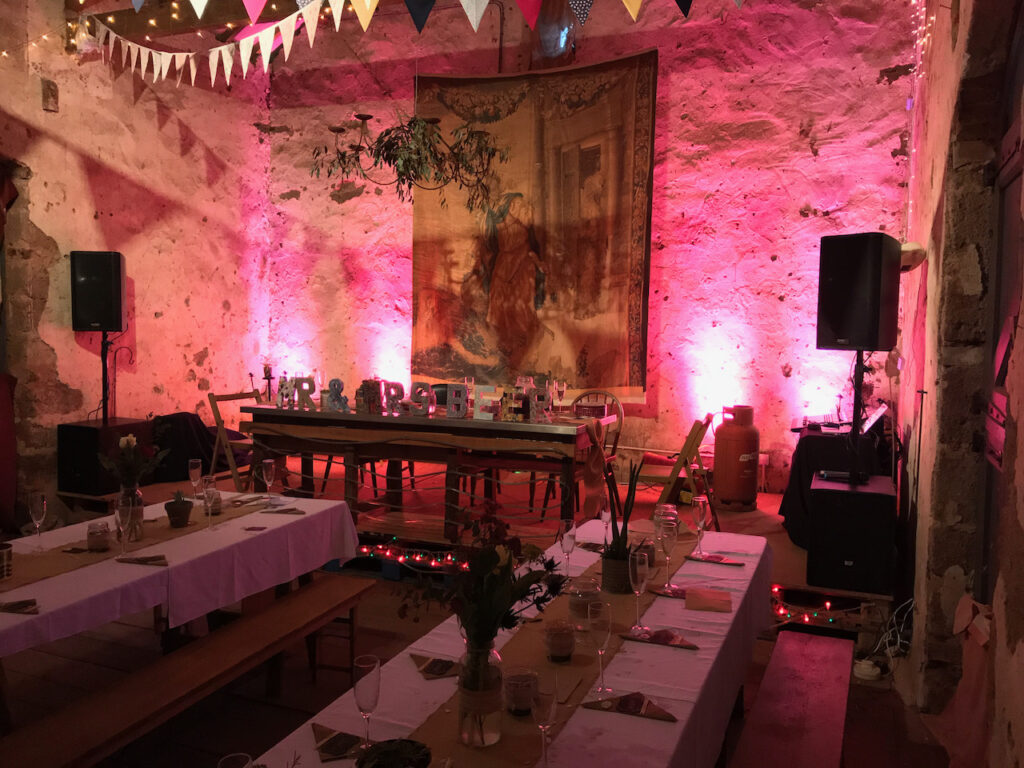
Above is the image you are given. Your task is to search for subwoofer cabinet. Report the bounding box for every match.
[807,474,897,595]
[57,418,152,497]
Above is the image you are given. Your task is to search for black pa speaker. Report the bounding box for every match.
[807,475,897,595]
[70,251,125,332]
[816,232,900,351]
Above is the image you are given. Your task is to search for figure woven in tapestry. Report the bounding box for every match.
[411,50,657,393]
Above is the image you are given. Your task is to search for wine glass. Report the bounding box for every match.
[558,520,576,575]
[260,458,276,495]
[114,495,133,557]
[202,475,216,530]
[599,502,611,548]
[29,495,46,551]
[353,654,381,753]
[691,498,709,558]
[532,670,558,768]
[188,459,202,501]
[659,521,678,586]
[587,601,612,699]
[628,551,649,635]
[556,380,567,406]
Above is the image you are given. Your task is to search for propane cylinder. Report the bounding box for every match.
[712,405,759,512]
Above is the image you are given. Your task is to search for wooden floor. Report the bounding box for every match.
[3,466,948,768]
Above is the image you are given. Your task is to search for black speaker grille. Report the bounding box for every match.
[70,251,125,332]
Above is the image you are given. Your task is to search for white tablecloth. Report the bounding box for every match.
[257,523,771,768]
[0,495,358,657]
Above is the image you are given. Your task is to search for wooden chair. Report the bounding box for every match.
[209,390,262,492]
[639,413,721,532]
[532,389,624,519]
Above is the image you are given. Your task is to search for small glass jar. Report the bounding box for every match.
[652,503,678,539]
[544,619,576,663]
[87,521,110,552]
[568,577,601,631]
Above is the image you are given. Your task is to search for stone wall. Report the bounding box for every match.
[264,0,914,483]
[0,0,272,513]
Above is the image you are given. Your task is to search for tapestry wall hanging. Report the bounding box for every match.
[411,50,657,393]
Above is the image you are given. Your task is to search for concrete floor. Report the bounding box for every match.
[2,467,949,767]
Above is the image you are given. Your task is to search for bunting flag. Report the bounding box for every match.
[674,0,693,16]
[404,0,434,32]
[349,0,380,31]
[513,0,542,29]
[239,33,256,76]
[189,54,198,86]
[189,0,210,19]
[173,52,189,86]
[94,23,108,53]
[326,0,344,30]
[121,38,131,68]
[569,0,592,24]
[160,51,174,80]
[138,46,151,79]
[131,0,145,10]
[107,28,117,59]
[129,41,140,73]
[242,0,269,25]
[300,0,321,46]
[621,0,642,21]
[278,13,297,59]
[209,45,221,86]
[221,45,235,84]
[459,0,488,30]
[257,24,276,72]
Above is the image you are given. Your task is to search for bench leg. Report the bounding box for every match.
[266,653,284,698]
[0,661,12,736]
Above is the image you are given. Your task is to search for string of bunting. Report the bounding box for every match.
[75,0,745,88]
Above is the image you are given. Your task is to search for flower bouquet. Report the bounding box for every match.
[98,434,168,541]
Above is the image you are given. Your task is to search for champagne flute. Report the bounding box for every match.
[353,654,381,753]
[660,521,678,586]
[692,498,708,558]
[114,495,133,557]
[202,475,216,530]
[588,601,613,699]
[558,520,576,575]
[628,551,649,635]
[556,380,567,406]
[260,458,276,495]
[599,502,611,548]
[29,495,46,551]
[188,459,202,501]
[532,670,558,768]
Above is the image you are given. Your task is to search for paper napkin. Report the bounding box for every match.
[0,598,38,614]
[115,554,169,567]
[581,691,677,722]
[410,653,460,679]
[685,552,744,567]
[621,628,698,650]
[259,507,304,515]
[311,722,366,761]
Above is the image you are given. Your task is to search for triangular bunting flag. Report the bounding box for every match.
[621,0,642,21]
[239,34,256,77]
[121,38,131,68]
[130,42,140,74]
[513,0,541,29]
[349,0,380,31]
[300,0,320,46]
[242,0,269,25]
[257,25,275,72]
[403,0,434,32]
[459,0,488,30]
[209,45,221,86]
[221,45,235,85]
[189,0,210,19]
[107,28,117,58]
[173,52,188,85]
[138,46,151,79]
[131,0,145,10]
[568,0,592,24]
[160,52,174,80]
[327,0,344,30]
[151,49,161,82]
[94,23,109,55]
[673,0,692,16]
[278,12,297,59]
[189,54,198,86]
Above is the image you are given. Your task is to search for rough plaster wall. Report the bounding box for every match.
[0,0,272,510]
[265,0,913,485]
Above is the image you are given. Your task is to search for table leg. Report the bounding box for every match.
[385,459,403,512]
[343,452,358,515]
[298,453,315,498]
[444,463,460,542]
[560,460,574,523]
[0,660,11,735]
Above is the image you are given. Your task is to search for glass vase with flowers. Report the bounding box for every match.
[98,434,168,542]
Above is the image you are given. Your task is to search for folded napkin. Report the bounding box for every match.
[243,526,267,532]
[578,541,606,553]
[0,598,39,614]
[410,653,460,680]
[259,507,304,515]
[62,546,90,554]
[685,552,745,567]
[311,722,366,762]
[115,554,169,567]
[581,691,677,722]
[686,587,732,612]
[649,583,689,599]
[621,628,698,650]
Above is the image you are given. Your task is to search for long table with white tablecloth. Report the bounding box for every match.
[257,522,772,768]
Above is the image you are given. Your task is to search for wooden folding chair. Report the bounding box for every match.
[640,413,721,532]
[209,390,262,492]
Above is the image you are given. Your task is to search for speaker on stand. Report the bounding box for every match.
[70,251,125,425]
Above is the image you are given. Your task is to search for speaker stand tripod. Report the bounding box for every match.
[101,330,112,426]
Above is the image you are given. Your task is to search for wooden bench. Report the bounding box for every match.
[0,573,376,768]
[729,630,854,768]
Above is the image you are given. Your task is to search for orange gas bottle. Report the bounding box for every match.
[713,405,759,512]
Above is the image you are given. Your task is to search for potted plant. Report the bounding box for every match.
[601,462,644,594]
[164,491,193,529]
